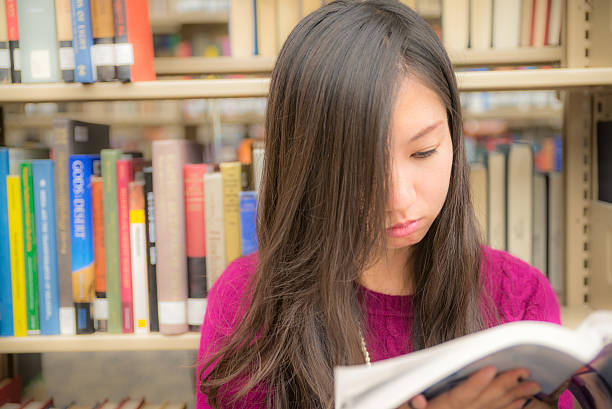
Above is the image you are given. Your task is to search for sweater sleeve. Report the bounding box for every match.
[195,254,266,409]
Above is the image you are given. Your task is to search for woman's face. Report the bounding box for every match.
[385,76,453,249]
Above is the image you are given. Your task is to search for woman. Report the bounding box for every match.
[197,1,570,408]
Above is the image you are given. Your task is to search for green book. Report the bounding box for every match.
[101,149,122,333]
[20,162,40,334]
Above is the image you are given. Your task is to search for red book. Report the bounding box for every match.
[125,0,155,81]
[91,176,107,331]
[116,159,134,333]
[5,0,20,82]
[0,377,21,405]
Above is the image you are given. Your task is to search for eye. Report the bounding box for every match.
[412,149,437,159]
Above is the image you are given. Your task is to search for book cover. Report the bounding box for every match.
[129,180,148,334]
[69,154,98,334]
[0,149,12,336]
[255,0,276,57]
[143,167,158,332]
[7,175,26,337]
[111,0,129,81]
[441,0,468,51]
[124,0,155,81]
[90,0,116,81]
[203,171,225,298]
[183,163,209,331]
[32,160,60,335]
[116,158,134,333]
[487,150,506,251]
[101,149,122,333]
[54,0,74,82]
[239,191,257,256]
[520,0,533,47]
[5,0,20,82]
[230,0,255,57]
[468,164,487,242]
[469,0,492,50]
[220,162,242,265]
[152,139,202,334]
[275,0,298,53]
[492,0,521,48]
[0,0,10,83]
[531,0,549,47]
[91,174,108,331]
[70,0,96,83]
[20,162,40,334]
[506,143,534,265]
[53,118,109,335]
[16,0,60,83]
[252,145,264,195]
[547,0,562,46]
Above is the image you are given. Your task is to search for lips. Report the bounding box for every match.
[386,219,421,238]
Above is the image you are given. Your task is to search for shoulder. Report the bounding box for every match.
[480,246,561,325]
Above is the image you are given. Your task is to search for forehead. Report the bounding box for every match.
[391,76,447,138]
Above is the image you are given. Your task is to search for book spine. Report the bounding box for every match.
[124,0,155,81]
[153,139,202,334]
[0,0,11,83]
[112,0,130,81]
[52,119,76,335]
[184,164,207,331]
[70,0,96,83]
[5,0,20,82]
[15,0,60,83]
[90,0,116,81]
[69,155,97,334]
[0,149,12,336]
[129,180,149,334]
[203,172,225,291]
[239,191,258,256]
[32,160,60,335]
[143,167,159,332]
[7,175,26,337]
[116,158,133,333]
[101,149,122,333]
[91,175,107,332]
[54,0,74,82]
[20,163,40,334]
[220,162,242,265]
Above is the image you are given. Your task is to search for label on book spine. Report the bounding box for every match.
[30,50,51,80]
[114,43,133,65]
[187,298,207,326]
[93,43,115,66]
[158,301,187,325]
[59,47,75,70]
[94,297,108,320]
[59,306,76,335]
[13,48,20,70]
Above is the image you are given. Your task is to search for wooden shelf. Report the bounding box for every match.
[449,47,562,67]
[149,11,228,32]
[0,68,610,103]
[0,332,200,353]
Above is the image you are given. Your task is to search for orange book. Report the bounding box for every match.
[91,175,107,331]
[125,0,155,81]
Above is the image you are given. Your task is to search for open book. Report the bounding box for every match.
[335,311,612,409]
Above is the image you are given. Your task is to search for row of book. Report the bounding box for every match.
[0,378,186,409]
[443,0,563,51]
[149,0,229,14]
[0,119,264,337]
[0,0,155,84]
[468,135,564,301]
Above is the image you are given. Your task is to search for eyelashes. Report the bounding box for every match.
[412,149,438,159]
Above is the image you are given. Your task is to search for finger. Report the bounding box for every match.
[408,394,427,409]
[476,368,532,407]
[433,366,497,409]
[502,399,528,409]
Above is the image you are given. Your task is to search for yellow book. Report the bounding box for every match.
[220,162,242,265]
[7,175,27,337]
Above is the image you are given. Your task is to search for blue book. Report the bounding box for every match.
[32,160,60,335]
[0,149,13,336]
[239,191,258,256]
[69,154,98,334]
[70,0,96,83]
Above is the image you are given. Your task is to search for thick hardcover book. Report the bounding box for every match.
[220,162,242,265]
[143,167,158,332]
[0,0,11,83]
[32,160,60,335]
[203,171,225,291]
[128,180,148,334]
[239,191,258,256]
[20,162,40,334]
[69,154,98,334]
[116,158,134,333]
[335,312,612,409]
[7,175,26,337]
[101,149,122,333]
[183,163,209,331]
[152,139,202,334]
[124,0,155,81]
[16,0,60,83]
[90,0,115,81]
[52,119,109,335]
[54,0,74,82]
[5,0,20,82]
[0,149,12,336]
[91,175,107,331]
[70,0,96,83]
[506,143,534,265]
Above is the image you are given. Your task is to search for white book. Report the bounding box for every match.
[129,181,149,335]
[252,146,264,195]
[507,143,533,264]
[229,0,255,57]
[487,150,506,251]
[492,0,521,48]
[469,163,488,241]
[442,0,469,51]
[204,172,226,290]
[335,311,612,409]
[469,0,492,50]
[547,0,563,46]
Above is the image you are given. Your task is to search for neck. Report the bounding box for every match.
[360,246,414,296]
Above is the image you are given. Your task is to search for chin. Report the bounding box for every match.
[386,232,425,249]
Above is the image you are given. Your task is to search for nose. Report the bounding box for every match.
[389,171,417,213]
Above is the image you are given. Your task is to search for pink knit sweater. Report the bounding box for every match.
[196,247,572,409]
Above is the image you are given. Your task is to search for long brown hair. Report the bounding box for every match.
[200,1,488,407]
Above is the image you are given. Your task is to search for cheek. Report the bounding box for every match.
[422,145,453,216]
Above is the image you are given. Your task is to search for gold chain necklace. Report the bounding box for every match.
[358,328,372,367]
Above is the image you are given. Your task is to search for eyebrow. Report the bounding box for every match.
[408,120,443,143]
